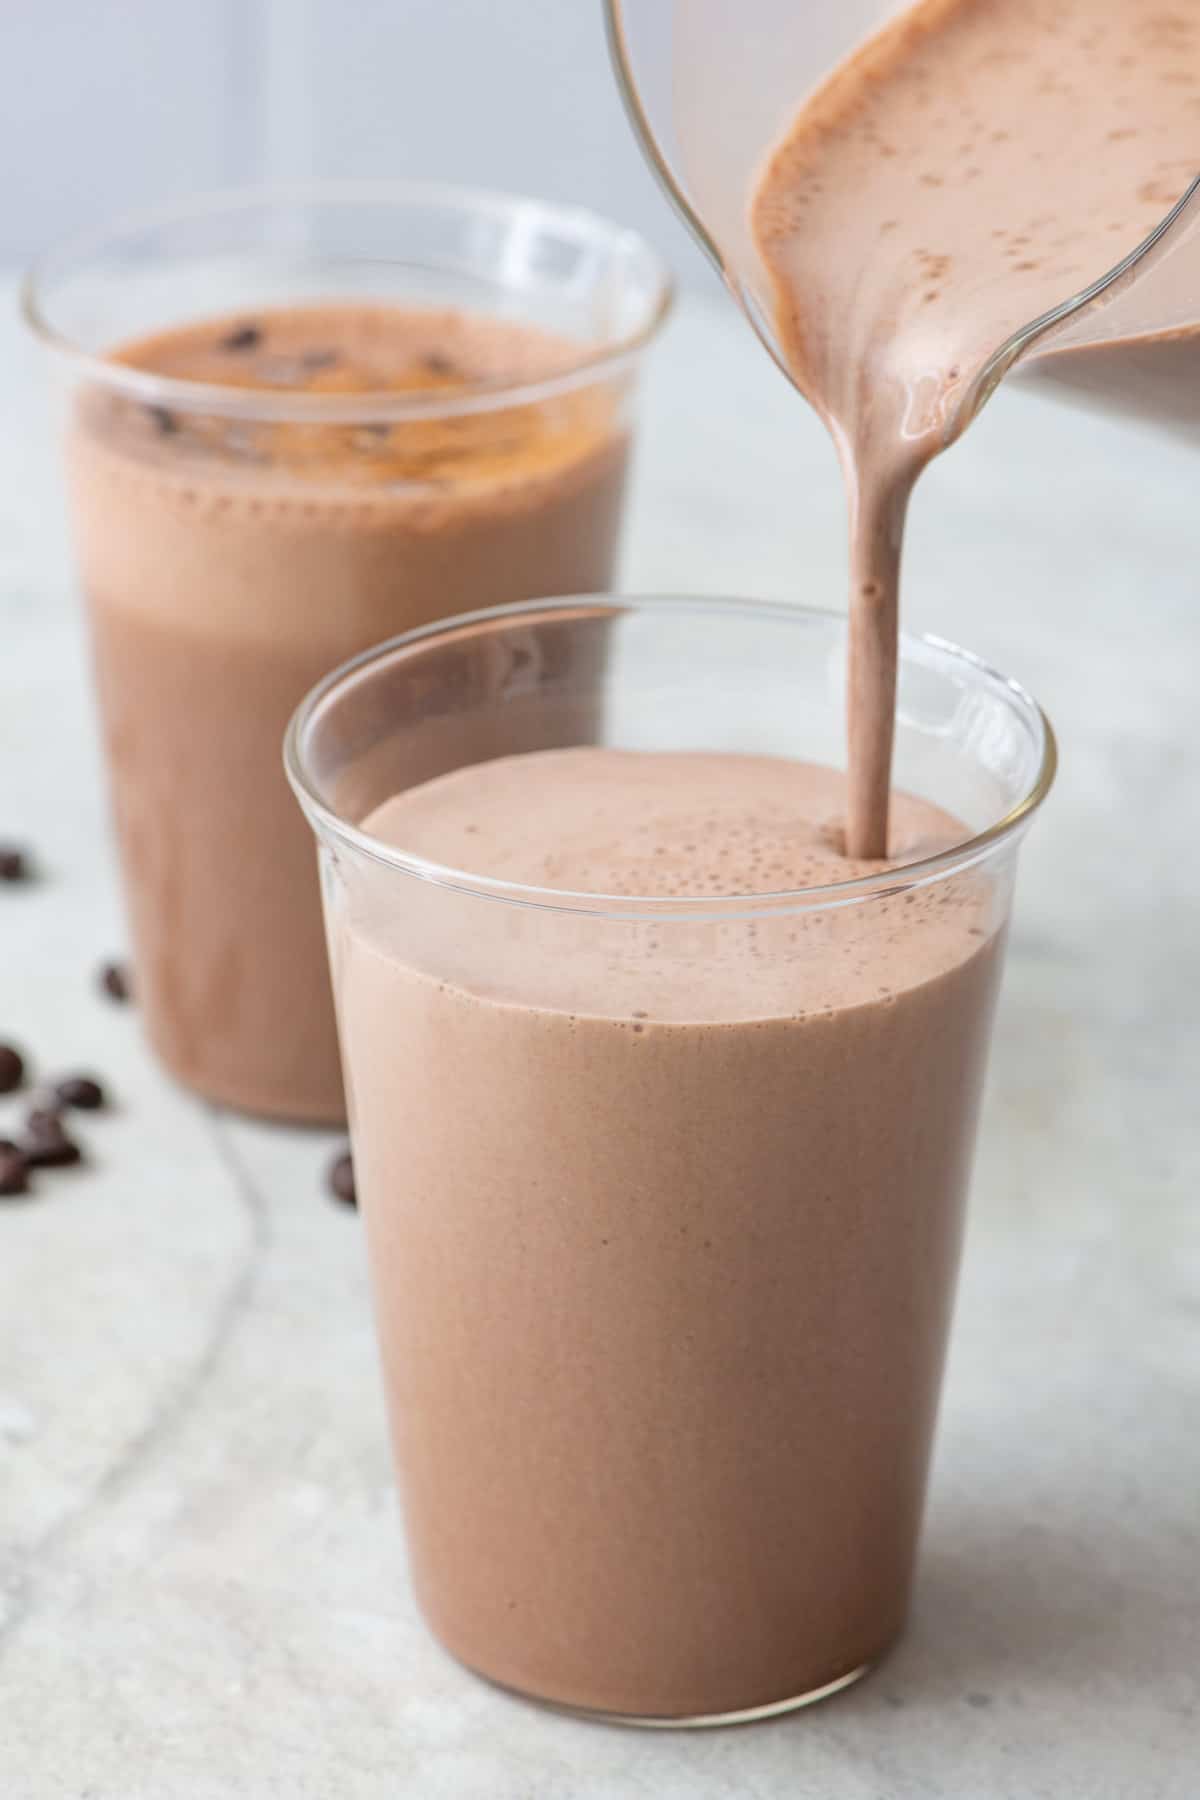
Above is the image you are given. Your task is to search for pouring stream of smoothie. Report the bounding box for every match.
[751,0,1200,855]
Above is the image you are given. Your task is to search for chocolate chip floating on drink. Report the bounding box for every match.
[220,321,262,352]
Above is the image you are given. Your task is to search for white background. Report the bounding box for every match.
[1,0,711,283]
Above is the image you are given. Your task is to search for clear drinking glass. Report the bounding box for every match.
[23,183,671,1122]
[287,595,1055,1726]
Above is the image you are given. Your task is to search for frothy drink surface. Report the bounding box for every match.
[752,0,1200,855]
[68,304,629,1119]
[340,748,1003,1716]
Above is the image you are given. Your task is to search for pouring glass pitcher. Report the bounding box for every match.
[605,0,1200,442]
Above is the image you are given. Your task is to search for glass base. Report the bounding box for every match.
[474,1657,874,1730]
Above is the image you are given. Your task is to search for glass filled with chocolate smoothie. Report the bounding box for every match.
[287,595,1054,1725]
[24,185,670,1121]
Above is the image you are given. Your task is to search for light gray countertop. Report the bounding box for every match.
[1,286,1197,1798]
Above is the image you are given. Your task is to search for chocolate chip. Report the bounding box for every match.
[220,322,262,352]
[55,1075,105,1111]
[98,961,132,1003]
[22,1106,81,1166]
[149,405,179,436]
[0,1043,25,1094]
[353,425,391,451]
[26,1139,82,1170]
[0,845,30,882]
[22,1113,82,1169]
[328,1149,356,1207]
[0,1137,20,1157]
[421,351,457,377]
[0,1149,29,1197]
[301,349,339,372]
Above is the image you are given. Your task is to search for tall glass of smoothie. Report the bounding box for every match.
[24,185,670,1121]
[287,596,1055,1724]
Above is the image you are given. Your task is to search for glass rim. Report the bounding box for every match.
[20,178,675,425]
[284,595,1058,921]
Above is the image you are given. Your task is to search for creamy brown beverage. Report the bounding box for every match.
[338,746,1003,1718]
[68,305,630,1120]
[751,0,1200,856]
[1026,324,1200,442]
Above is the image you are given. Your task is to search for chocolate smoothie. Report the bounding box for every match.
[67,306,631,1120]
[1026,324,1200,442]
[751,0,1200,855]
[335,748,1003,1718]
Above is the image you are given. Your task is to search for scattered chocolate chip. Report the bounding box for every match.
[25,1106,63,1135]
[25,1138,82,1170]
[98,961,132,1003]
[55,1075,105,1111]
[0,845,30,882]
[421,351,457,377]
[0,1149,29,1197]
[22,1113,82,1169]
[149,405,179,436]
[301,349,339,372]
[220,322,262,352]
[0,1043,25,1094]
[328,1149,356,1207]
[0,1137,20,1156]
